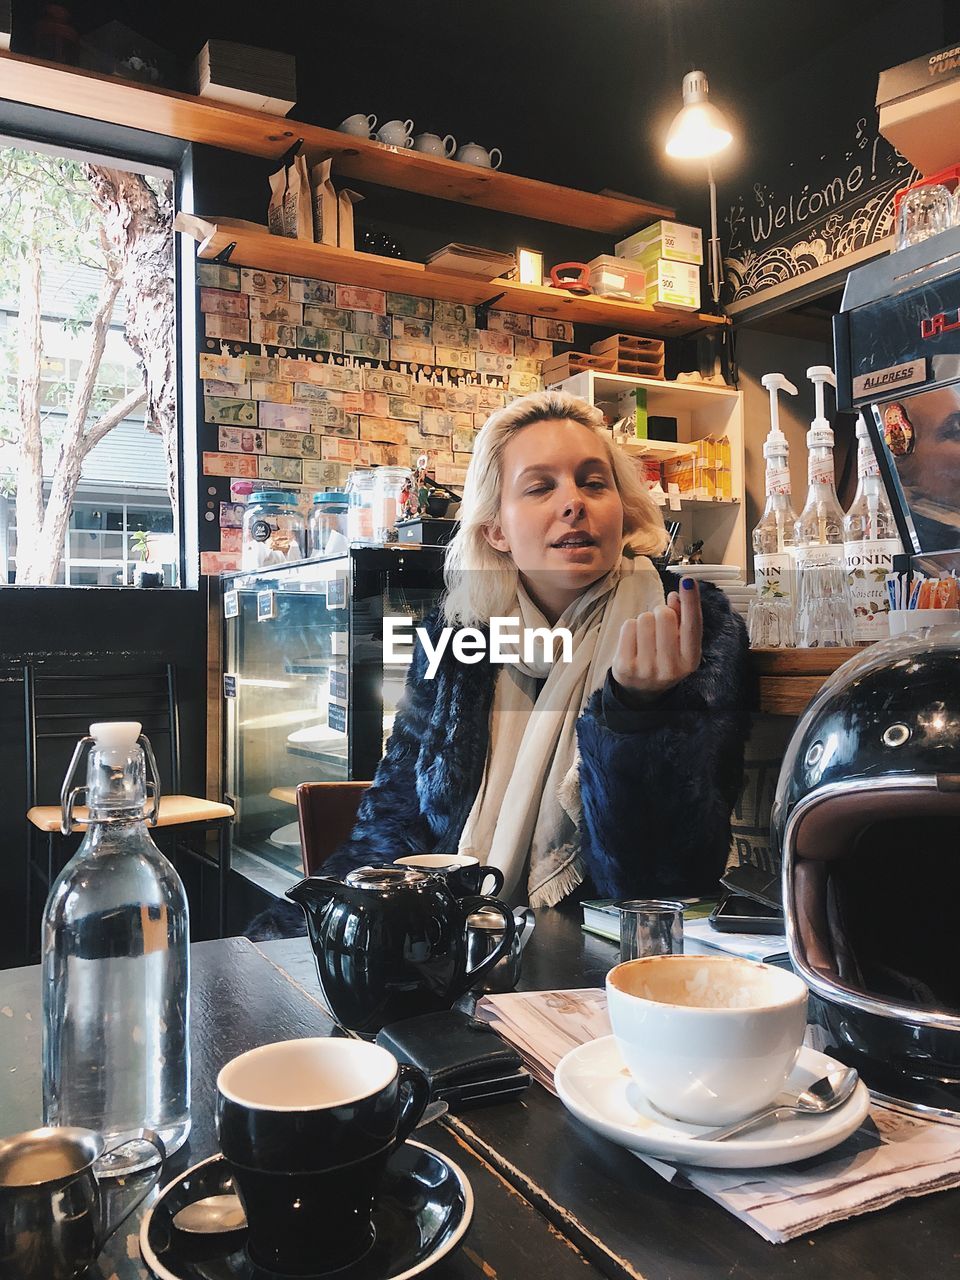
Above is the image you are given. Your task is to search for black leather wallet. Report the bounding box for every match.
[376,1010,531,1110]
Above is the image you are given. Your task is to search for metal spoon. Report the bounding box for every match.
[173,1194,247,1235]
[693,1067,860,1141]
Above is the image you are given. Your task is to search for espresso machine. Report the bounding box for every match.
[769,237,960,1113]
[833,224,960,571]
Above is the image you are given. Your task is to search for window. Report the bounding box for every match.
[0,138,177,586]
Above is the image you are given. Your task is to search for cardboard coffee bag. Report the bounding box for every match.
[337,189,364,250]
[268,165,287,236]
[311,159,338,246]
[283,154,312,241]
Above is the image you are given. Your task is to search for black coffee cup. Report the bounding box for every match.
[216,1037,429,1274]
[393,853,504,898]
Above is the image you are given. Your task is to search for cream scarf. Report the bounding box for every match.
[457,556,664,907]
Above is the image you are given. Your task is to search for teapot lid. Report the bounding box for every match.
[344,865,431,890]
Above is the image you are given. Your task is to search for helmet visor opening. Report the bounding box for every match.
[790,788,960,1012]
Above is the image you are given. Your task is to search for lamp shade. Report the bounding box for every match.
[665,70,732,160]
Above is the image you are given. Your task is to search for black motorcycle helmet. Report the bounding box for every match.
[772,625,960,1113]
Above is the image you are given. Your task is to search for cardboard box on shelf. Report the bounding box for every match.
[663,454,695,494]
[634,386,647,439]
[195,39,296,116]
[542,351,616,384]
[647,415,678,442]
[616,220,704,266]
[645,260,701,311]
[590,333,665,378]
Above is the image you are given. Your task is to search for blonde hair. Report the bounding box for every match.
[443,389,667,626]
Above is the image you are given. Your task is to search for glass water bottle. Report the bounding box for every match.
[42,721,191,1164]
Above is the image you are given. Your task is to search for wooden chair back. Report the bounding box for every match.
[296,781,370,876]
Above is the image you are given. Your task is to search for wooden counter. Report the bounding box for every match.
[750,647,860,716]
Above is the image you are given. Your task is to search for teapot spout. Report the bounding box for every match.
[286,875,363,922]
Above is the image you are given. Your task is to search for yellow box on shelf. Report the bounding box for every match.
[615,220,704,266]
[644,260,701,312]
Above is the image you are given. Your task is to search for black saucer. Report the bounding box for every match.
[140,1141,473,1280]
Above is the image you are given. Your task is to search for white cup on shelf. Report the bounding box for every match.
[413,132,457,158]
[338,113,377,138]
[454,142,502,169]
[376,119,414,147]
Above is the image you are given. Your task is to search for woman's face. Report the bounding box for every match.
[483,418,625,622]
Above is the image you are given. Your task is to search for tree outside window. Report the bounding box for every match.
[0,143,176,585]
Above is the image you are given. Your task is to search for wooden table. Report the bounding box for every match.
[0,938,600,1280]
[256,916,960,1280]
[4,917,959,1279]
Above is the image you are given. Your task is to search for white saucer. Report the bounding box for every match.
[666,564,743,583]
[268,820,302,849]
[554,1037,870,1169]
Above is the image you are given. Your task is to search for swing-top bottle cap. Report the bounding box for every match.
[90,721,142,768]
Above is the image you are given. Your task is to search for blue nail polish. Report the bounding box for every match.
[682,577,695,590]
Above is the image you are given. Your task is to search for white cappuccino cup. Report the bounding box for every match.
[606,954,807,1126]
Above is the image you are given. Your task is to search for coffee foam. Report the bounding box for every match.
[610,956,798,1010]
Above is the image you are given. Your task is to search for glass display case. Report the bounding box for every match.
[222,546,444,893]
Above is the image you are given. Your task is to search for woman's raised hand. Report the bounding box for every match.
[612,577,703,701]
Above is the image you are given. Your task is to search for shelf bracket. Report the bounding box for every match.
[212,241,237,264]
[278,137,305,169]
[476,291,507,330]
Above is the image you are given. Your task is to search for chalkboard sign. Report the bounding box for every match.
[722,115,917,306]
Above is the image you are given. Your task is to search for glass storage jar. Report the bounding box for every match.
[309,490,350,558]
[346,470,377,545]
[373,466,413,542]
[241,490,305,569]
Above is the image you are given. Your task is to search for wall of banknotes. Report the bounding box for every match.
[195,262,576,574]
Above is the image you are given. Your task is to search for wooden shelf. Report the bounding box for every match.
[750,647,860,676]
[554,369,741,416]
[671,497,741,509]
[750,647,859,716]
[0,49,673,234]
[619,438,695,459]
[587,371,741,407]
[180,219,726,338]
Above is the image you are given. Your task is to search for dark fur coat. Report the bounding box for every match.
[247,574,750,939]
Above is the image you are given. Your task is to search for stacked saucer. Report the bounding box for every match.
[665,564,755,621]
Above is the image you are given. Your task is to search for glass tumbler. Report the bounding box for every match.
[795,560,857,647]
[618,900,684,963]
[748,594,796,648]
[896,184,954,250]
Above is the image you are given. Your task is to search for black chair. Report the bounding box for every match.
[24,663,233,958]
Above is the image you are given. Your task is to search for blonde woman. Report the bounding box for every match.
[253,390,749,934]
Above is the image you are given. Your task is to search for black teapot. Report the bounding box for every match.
[287,866,516,1035]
